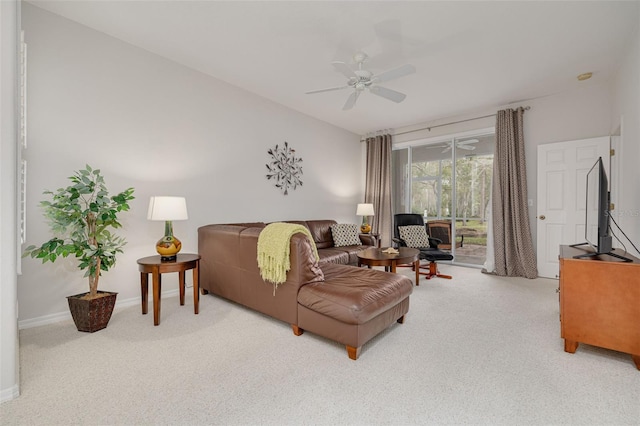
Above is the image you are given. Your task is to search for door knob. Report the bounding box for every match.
[539,215,546,220]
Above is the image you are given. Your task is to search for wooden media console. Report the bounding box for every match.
[559,245,640,370]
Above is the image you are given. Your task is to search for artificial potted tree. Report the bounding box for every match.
[24,165,134,332]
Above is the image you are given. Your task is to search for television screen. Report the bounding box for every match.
[573,156,630,261]
[583,157,611,254]
[584,160,601,249]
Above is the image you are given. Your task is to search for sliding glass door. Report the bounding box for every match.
[392,133,495,266]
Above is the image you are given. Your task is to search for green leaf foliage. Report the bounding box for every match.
[23,165,135,295]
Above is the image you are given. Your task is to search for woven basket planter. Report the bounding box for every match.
[67,291,118,332]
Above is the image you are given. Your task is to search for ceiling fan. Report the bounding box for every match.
[305,52,416,110]
[441,139,479,153]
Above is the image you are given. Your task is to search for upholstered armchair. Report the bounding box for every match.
[393,213,453,280]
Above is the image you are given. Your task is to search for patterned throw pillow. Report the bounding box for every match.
[398,225,429,248]
[331,224,361,247]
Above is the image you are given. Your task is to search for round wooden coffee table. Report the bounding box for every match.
[357,247,421,285]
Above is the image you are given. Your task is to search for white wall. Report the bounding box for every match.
[18,4,362,325]
[610,6,640,250]
[0,0,20,403]
[520,82,613,245]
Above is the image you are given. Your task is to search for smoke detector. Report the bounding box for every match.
[577,72,593,81]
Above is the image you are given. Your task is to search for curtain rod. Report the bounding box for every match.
[361,106,530,141]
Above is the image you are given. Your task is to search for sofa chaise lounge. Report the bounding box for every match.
[198,220,413,359]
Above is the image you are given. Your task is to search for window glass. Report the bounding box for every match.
[392,133,495,266]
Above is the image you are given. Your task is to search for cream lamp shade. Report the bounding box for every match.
[147,196,188,221]
[356,203,375,233]
[147,196,188,261]
[356,203,375,217]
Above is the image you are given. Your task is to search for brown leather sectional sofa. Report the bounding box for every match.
[198,220,413,360]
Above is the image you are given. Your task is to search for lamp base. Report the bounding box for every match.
[156,235,182,261]
[360,224,371,234]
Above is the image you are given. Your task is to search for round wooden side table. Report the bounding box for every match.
[137,253,200,326]
[357,247,421,285]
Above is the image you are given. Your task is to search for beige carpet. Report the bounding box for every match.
[2,264,639,425]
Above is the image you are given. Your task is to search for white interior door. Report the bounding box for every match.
[536,137,610,278]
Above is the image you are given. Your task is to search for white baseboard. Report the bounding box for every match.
[0,384,20,404]
[18,289,181,330]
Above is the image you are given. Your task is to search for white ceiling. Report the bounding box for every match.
[28,1,639,135]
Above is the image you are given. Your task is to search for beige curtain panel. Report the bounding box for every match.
[491,108,538,278]
[365,134,393,247]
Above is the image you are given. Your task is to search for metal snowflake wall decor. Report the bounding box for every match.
[266,141,303,195]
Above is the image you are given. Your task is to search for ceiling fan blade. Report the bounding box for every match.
[373,63,416,83]
[441,139,479,153]
[332,61,357,79]
[305,85,350,95]
[343,91,360,110]
[369,86,406,103]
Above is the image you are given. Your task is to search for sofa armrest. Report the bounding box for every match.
[358,234,377,247]
[198,224,324,326]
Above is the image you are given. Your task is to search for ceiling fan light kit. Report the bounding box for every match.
[306,51,416,110]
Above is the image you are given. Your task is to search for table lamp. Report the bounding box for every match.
[147,196,188,261]
[356,203,375,234]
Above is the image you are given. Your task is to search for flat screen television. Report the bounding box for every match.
[571,156,630,261]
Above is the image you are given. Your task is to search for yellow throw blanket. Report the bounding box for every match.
[257,222,319,293]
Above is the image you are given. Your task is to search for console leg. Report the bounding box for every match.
[631,355,640,370]
[291,325,303,336]
[346,345,360,360]
[564,339,579,353]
